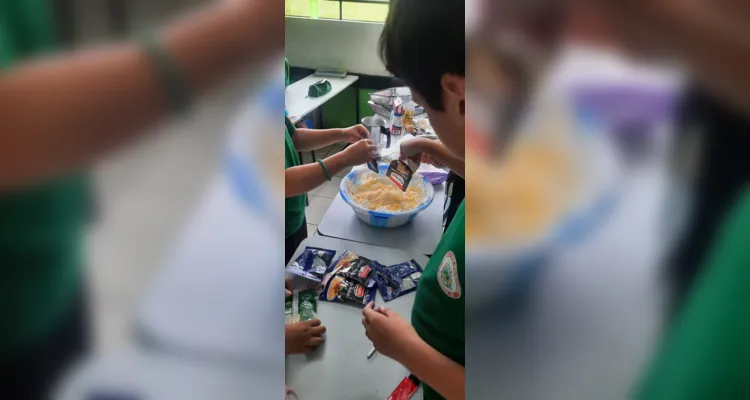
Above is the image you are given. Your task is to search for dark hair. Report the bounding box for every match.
[379,0,465,111]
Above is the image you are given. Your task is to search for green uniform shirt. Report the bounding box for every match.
[285,118,305,237]
[411,200,465,400]
[636,189,750,399]
[0,0,88,360]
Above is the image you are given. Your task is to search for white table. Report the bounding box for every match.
[286,74,359,124]
[317,181,446,256]
[286,236,426,400]
[55,351,280,400]
[465,158,672,399]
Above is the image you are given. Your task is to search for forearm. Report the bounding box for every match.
[0,1,281,188]
[422,141,465,178]
[292,128,344,151]
[285,152,350,197]
[399,338,465,400]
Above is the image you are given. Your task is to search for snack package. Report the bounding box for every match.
[386,157,421,191]
[374,260,424,302]
[289,247,336,277]
[296,289,318,322]
[318,251,379,306]
[319,274,377,306]
[285,295,294,323]
[285,268,322,292]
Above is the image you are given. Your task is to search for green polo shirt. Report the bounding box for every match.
[411,200,465,400]
[0,0,89,360]
[636,189,750,399]
[285,118,306,237]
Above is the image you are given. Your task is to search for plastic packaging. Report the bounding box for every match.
[296,289,318,322]
[286,289,318,323]
[374,260,424,302]
[289,247,336,277]
[285,295,294,323]
[318,251,379,306]
[386,156,421,192]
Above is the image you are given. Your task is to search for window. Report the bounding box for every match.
[285,0,389,23]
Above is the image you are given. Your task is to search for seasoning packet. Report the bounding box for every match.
[319,274,377,306]
[296,289,318,322]
[374,260,424,302]
[285,295,294,323]
[386,156,421,191]
[289,247,336,277]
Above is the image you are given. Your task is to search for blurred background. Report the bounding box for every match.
[466,0,750,399]
[56,0,263,354]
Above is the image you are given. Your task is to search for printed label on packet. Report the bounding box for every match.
[386,158,420,191]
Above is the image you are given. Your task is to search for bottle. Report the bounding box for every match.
[390,98,404,136]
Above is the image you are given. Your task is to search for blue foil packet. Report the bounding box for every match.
[374,260,423,302]
[289,247,336,277]
[318,250,379,306]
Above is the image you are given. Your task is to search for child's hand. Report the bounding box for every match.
[285,277,292,297]
[362,301,419,362]
[286,319,327,355]
[342,139,377,166]
[399,137,431,158]
[341,124,371,143]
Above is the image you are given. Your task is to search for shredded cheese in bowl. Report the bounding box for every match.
[349,174,425,212]
[466,143,577,245]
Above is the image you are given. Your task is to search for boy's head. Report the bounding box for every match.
[379,0,465,158]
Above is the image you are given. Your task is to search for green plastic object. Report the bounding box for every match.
[308,79,332,98]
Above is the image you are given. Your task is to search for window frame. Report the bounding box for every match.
[285,0,389,22]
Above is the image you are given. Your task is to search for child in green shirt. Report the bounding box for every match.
[361,1,466,399]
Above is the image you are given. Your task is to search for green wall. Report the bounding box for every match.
[321,87,379,128]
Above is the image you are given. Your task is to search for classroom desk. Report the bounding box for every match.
[286,236,426,400]
[317,184,445,257]
[286,74,359,124]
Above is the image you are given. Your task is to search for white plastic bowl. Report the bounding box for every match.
[340,165,435,228]
[465,119,623,313]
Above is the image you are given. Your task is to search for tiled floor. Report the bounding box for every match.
[300,143,350,236]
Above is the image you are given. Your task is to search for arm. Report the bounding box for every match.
[399,337,465,400]
[420,140,465,178]
[0,0,281,188]
[292,128,345,151]
[285,152,350,198]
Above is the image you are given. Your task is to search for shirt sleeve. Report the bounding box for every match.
[285,117,296,137]
[636,190,750,400]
